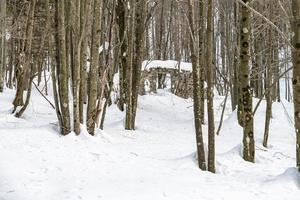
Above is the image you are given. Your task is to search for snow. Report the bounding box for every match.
[0,82,300,199]
[142,60,192,72]
[99,42,109,54]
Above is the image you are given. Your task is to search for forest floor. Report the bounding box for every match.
[0,86,299,200]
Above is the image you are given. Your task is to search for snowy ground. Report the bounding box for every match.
[0,86,299,200]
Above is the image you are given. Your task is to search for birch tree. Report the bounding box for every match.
[239,0,255,162]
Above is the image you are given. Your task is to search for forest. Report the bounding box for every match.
[0,0,300,199]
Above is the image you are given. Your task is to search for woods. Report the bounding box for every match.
[0,0,299,175]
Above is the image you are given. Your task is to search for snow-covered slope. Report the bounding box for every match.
[0,88,299,200]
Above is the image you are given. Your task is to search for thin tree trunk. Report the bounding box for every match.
[55,0,71,135]
[0,0,6,92]
[131,0,146,129]
[291,0,300,171]
[239,0,255,162]
[199,0,205,124]
[86,0,102,135]
[125,0,134,130]
[188,0,206,171]
[263,4,273,148]
[116,0,127,112]
[207,0,216,173]
[13,0,36,111]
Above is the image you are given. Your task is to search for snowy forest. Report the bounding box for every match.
[0,0,300,199]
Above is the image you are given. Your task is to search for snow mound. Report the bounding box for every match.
[263,168,300,191]
[142,60,192,72]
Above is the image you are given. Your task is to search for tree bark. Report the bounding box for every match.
[86,0,102,135]
[0,0,6,92]
[263,4,273,148]
[188,0,206,171]
[291,0,300,171]
[55,0,71,135]
[206,0,216,173]
[239,0,255,162]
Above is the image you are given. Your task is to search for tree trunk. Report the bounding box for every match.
[79,0,92,124]
[239,0,255,162]
[0,0,6,92]
[55,0,71,135]
[125,0,145,130]
[188,0,206,171]
[206,0,216,173]
[291,0,300,171]
[86,0,102,135]
[13,0,36,111]
[198,0,205,124]
[116,0,127,112]
[263,4,273,148]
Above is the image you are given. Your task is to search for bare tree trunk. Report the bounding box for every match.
[125,0,134,130]
[239,0,255,162]
[263,4,273,148]
[13,0,36,111]
[86,0,102,135]
[291,0,300,171]
[131,0,146,129]
[188,0,206,171]
[0,0,6,92]
[116,0,127,112]
[79,0,92,124]
[55,0,71,135]
[198,0,205,124]
[206,0,215,173]
[125,0,145,130]
[72,0,86,134]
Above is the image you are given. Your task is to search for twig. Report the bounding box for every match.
[32,81,55,110]
[236,0,293,49]
[253,66,293,115]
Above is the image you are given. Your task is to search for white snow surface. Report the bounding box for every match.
[99,42,109,54]
[142,60,192,72]
[0,86,300,200]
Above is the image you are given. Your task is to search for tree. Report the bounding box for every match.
[0,0,6,93]
[291,0,300,171]
[55,0,71,135]
[12,0,36,112]
[116,0,128,112]
[263,2,274,148]
[198,0,205,124]
[239,0,255,162]
[206,0,216,172]
[125,0,146,130]
[86,0,102,135]
[187,0,206,171]
[80,0,92,124]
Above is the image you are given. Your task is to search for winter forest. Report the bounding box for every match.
[0,0,300,199]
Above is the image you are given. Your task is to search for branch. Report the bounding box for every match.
[32,81,56,110]
[236,0,293,49]
[252,66,293,115]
